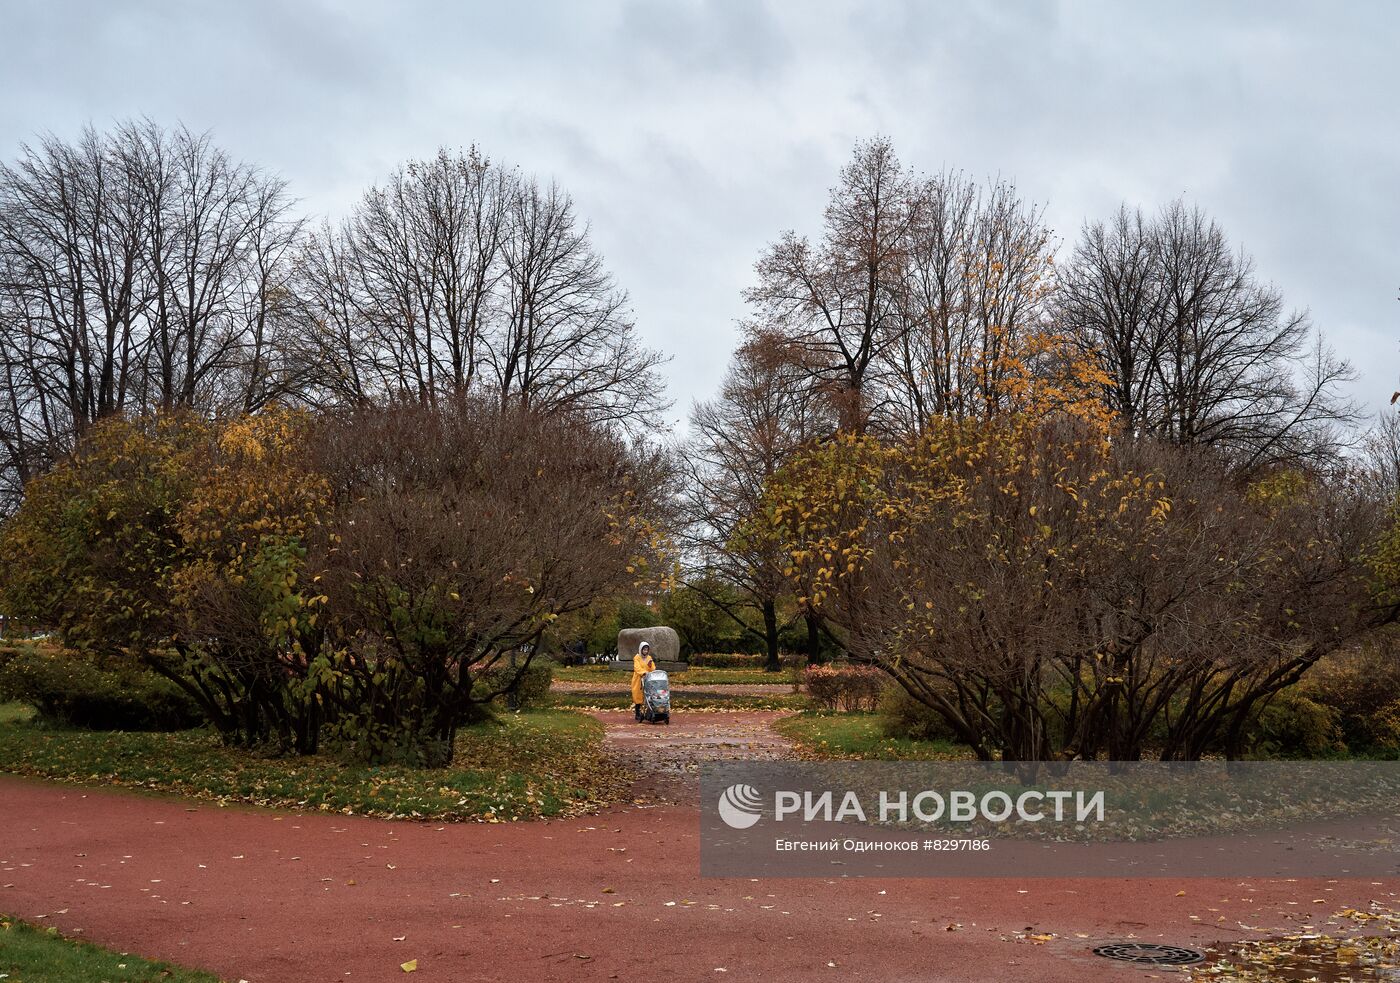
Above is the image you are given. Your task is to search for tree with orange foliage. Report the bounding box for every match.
[172,407,333,751]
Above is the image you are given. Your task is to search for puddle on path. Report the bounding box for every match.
[1194,906,1400,981]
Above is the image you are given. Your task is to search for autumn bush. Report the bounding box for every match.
[803,664,883,711]
[0,399,668,765]
[169,408,334,752]
[309,400,668,765]
[771,408,1389,760]
[1301,642,1400,754]
[1241,689,1346,759]
[0,412,207,662]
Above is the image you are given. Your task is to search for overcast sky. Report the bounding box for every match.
[2,0,1396,431]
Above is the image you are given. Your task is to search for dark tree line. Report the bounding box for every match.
[0,125,667,515]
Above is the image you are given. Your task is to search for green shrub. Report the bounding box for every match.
[804,664,883,711]
[691,651,804,669]
[0,643,203,731]
[1304,643,1400,753]
[1244,689,1344,759]
[1366,700,1400,754]
[879,684,959,742]
[475,659,554,710]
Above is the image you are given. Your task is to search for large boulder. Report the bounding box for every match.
[618,626,681,667]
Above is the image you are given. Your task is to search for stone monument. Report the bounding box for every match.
[617,625,682,670]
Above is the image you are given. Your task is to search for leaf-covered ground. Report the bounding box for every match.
[1,914,222,983]
[774,710,972,760]
[1193,903,1400,981]
[0,710,630,821]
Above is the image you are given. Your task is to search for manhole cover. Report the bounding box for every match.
[1092,942,1205,965]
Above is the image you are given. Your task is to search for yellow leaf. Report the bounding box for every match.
[401,959,418,973]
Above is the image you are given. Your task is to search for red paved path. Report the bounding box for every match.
[2,712,1395,982]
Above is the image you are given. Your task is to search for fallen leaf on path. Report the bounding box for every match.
[400,959,417,973]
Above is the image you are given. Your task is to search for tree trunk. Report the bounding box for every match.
[805,610,823,665]
[762,599,781,673]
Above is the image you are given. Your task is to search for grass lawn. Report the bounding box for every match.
[0,915,221,983]
[0,709,628,822]
[0,701,33,724]
[775,710,972,760]
[552,663,798,686]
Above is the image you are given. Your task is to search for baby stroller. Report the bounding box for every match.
[635,669,671,724]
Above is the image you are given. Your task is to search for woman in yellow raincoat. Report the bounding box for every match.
[631,641,656,719]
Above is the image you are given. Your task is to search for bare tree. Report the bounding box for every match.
[746,141,1059,438]
[0,122,302,513]
[1059,201,1358,470]
[492,174,667,433]
[678,335,833,669]
[745,137,916,432]
[297,152,668,435]
[888,172,1054,430]
[300,148,508,404]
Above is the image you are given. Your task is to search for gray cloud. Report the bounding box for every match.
[2,0,1395,431]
